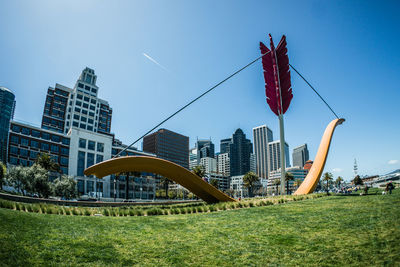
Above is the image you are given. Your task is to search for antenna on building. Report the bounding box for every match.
[354,158,358,177]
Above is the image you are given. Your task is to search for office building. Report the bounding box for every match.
[268,140,290,175]
[207,173,230,191]
[200,157,217,174]
[220,138,232,154]
[196,139,214,164]
[292,144,309,168]
[250,153,256,174]
[8,121,70,175]
[217,152,230,176]
[41,68,113,135]
[143,128,189,169]
[268,166,308,194]
[189,147,198,170]
[252,125,273,179]
[0,87,15,163]
[229,129,253,176]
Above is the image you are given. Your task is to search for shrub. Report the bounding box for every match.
[118,208,124,217]
[84,209,91,216]
[237,202,243,208]
[191,207,197,213]
[72,208,79,216]
[65,208,71,215]
[146,208,158,216]
[163,209,169,215]
[16,203,22,211]
[32,205,41,213]
[196,206,203,213]
[128,209,135,216]
[179,208,186,214]
[209,205,216,212]
[26,204,33,212]
[58,207,64,215]
[135,209,143,216]
[249,202,255,207]
[46,207,56,214]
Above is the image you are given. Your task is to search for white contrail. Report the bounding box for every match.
[143,52,169,71]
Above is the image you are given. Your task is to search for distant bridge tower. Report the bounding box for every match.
[353,159,358,177]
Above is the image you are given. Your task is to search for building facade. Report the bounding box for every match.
[196,139,214,164]
[229,129,253,176]
[268,166,308,194]
[0,87,15,163]
[252,125,273,179]
[143,128,189,169]
[217,152,230,176]
[200,157,217,174]
[268,140,290,175]
[292,144,309,168]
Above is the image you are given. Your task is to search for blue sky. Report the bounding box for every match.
[1,0,399,180]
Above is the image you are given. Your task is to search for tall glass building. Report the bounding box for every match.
[0,86,15,163]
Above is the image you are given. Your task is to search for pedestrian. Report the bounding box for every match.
[387,182,394,194]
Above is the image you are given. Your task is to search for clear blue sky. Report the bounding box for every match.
[1,0,399,181]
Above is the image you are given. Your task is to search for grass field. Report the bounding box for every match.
[0,190,399,266]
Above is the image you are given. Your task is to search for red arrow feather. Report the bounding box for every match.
[260,34,293,116]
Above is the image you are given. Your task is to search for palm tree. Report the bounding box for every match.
[322,172,333,195]
[35,153,60,174]
[336,176,344,188]
[285,172,295,195]
[210,178,219,189]
[294,179,302,190]
[192,165,205,178]
[243,172,259,197]
[273,179,281,195]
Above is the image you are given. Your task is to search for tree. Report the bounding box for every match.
[294,179,302,189]
[322,172,333,195]
[243,171,259,197]
[285,172,295,195]
[35,153,60,172]
[210,178,219,189]
[273,179,281,195]
[192,165,205,178]
[336,176,344,188]
[0,162,5,190]
[6,165,30,195]
[53,175,78,199]
[28,164,52,198]
[353,175,363,186]
[160,176,171,199]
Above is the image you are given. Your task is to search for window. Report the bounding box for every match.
[60,156,68,165]
[87,152,94,168]
[79,138,86,148]
[97,142,104,152]
[51,135,60,142]
[62,138,70,145]
[86,181,94,193]
[42,133,50,140]
[88,140,95,150]
[76,101,82,106]
[51,145,59,153]
[31,130,41,138]
[41,143,49,150]
[21,138,29,146]
[61,147,69,156]
[85,85,90,90]
[80,116,87,122]
[96,154,103,163]
[77,94,83,100]
[85,75,92,84]
[89,112,94,117]
[20,159,27,166]
[74,108,81,113]
[11,125,20,132]
[87,126,93,131]
[31,140,39,148]
[77,151,85,176]
[10,135,18,144]
[90,99,96,104]
[10,146,18,155]
[79,124,86,129]
[51,155,58,162]
[83,103,89,109]
[82,110,87,115]
[73,121,79,127]
[77,180,84,194]
[84,96,89,102]
[78,83,84,88]
[91,88,97,94]
[90,105,96,111]
[30,151,38,159]
[74,114,79,120]
[61,167,68,175]
[21,127,30,135]
[20,149,28,157]
[10,157,18,165]
[88,118,94,124]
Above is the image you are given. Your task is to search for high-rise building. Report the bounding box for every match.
[143,128,189,169]
[250,153,256,174]
[220,138,232,154]
[0,87,15,163]
[217,152,230,176]
[252,125,273,179]
[189,147,198,170]
[292,144,309,168]
[196,139,214,164]
[229,129,253,176]
[200,157,217,174]
[41,68,113,135]
[268,140,290,175]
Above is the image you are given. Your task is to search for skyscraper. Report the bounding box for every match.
[229,129,253,176]
[292,144,309,168]
[196,139,214,164]
[0,87,15,163]
[143,128,189,169]
[41,68,113,135]
[268,140,290,175]
[252,125,273,179]
[220,138,232,154]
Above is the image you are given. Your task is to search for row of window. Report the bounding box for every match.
[77,151,104,176]
[77,82,97,94]
[9,146,69,165]
[8,156,68,174]
[79,138,104,152]
[10,135,69,155]
[11,125,70,145]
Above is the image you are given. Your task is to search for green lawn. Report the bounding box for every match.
[0,191,399,266]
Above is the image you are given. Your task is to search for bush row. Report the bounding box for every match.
[0,193,326,217]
